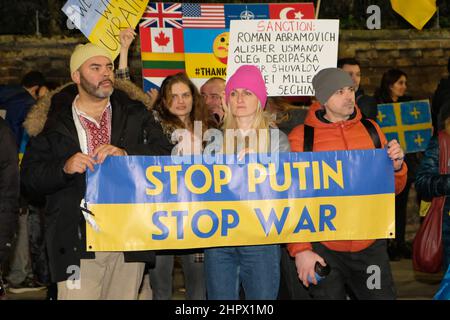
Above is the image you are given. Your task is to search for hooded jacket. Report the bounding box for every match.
[287,102,407,256]
[0,85,35,146]
[21,79,158,282]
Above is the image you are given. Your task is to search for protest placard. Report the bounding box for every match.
[227,19,339,97]
[62,0,149,59]
[139,2,315,91]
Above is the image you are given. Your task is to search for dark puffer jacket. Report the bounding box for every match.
[0,117,19,263]
[20,80,160,282]
[0,85,35,146]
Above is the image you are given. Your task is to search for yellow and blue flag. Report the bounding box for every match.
[18,131,29,165]
[183,28,229,80]
[391,0,437,30]
[376,100,433,153]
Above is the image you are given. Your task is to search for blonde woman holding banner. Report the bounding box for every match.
[204,65,290,300]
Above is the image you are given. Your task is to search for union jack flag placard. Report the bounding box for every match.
[140,2,183,28]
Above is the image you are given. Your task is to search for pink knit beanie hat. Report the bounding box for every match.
[225,65,267,108]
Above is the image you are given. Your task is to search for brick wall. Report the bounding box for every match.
[339,29,450,100]
[0,35,82,85]
[1,29,449,101]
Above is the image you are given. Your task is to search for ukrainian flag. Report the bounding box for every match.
[376,100,433,153]
[183,28,229,80]
[18,132,29,165]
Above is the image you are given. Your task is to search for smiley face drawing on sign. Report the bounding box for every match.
[212,32,229,64]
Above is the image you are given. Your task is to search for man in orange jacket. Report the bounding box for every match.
[288,68,407,299]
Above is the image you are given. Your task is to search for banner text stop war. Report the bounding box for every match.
[85,150,395,251]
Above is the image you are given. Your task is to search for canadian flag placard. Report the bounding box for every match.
[151,28,173,52]
[140,27,184,53]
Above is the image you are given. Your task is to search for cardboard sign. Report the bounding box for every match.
[62,0,149,59]
[227,19,339,97]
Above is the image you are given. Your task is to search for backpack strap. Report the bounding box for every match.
[303,119,381,151]
[360,118,382,149]
[303,124,314,152]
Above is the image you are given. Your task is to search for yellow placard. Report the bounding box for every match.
[184,53,227,79]
[88,0,149,60]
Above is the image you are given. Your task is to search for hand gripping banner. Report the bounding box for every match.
[85,150,395,251]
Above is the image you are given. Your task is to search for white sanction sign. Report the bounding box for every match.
[227,19,339,97]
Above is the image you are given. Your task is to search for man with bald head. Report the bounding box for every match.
[21,43,155,299]
[200,77,225,125]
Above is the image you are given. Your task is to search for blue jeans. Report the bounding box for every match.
[204,245,281,300]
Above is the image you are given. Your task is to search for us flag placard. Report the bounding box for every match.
[182,3,225,28]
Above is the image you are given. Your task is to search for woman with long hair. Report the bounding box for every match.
[147,72,210,300]
[151,73,210,146]
[375,68,411,103]
[204,65,290,300]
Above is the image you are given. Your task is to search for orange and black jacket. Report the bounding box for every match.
[287,102,407,256]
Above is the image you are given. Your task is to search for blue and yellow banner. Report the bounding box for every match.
[85,150,395,251]
[376,100,433,153]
